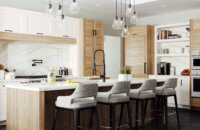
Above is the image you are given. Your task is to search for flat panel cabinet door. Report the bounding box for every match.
[0,11,26,33]
[124,34,147,78]
[94,21,104,75]
[191,19,200,30]
[177,78,190,106]
[27,13,53,36]
[0,87,6,121]
[191,30,200,50]
[84,19,94,76]
[54,17,78,38]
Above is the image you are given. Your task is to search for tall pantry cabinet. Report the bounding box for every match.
[79,18,104,76]
[123,25,154,78]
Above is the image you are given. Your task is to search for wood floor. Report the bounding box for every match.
[1,108,200,130]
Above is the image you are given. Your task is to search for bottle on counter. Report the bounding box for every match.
[48,66,56,85]
[59,67,63,75]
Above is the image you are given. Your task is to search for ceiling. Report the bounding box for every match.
[0,0,200,25]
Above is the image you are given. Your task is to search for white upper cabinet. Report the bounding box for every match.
[54,17,79,38]
[0,9,27,33]
[27,12,54,36]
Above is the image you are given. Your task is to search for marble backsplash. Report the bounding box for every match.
[0,41,78,76]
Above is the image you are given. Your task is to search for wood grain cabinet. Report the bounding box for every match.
[123,25,154,78]
[79,18,104,76]
[191,19,200,50]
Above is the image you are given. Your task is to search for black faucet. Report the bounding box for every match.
[32,59,43,67]
[93,49,106,82]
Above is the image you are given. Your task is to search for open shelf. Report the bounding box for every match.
[156,38,190,43]
[157,54,190,57]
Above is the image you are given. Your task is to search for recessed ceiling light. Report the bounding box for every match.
[161,4,165,8]
[112,0,158,5]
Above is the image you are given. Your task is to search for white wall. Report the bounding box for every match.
[104,35,121,78]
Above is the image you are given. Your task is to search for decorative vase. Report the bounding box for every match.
[118,74,132,81]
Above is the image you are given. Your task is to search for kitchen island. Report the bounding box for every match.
[5,78,165,130]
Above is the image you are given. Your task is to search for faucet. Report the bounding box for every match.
[93,49,106,82]
[32,59,43,67]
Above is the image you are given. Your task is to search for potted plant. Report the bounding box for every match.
[118,66,132,81]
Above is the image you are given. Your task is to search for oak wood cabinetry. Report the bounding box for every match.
[123,25,154,78]
[79,18,104,76]
[190,19,200,108]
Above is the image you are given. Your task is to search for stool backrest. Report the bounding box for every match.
[72,83,98,99]
[163,78,178,89]
[139,79,157,92]
[110,81,131,95]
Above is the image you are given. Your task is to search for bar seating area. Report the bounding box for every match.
[52,78,180,130]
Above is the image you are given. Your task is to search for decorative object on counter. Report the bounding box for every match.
[186,27,190,38]
[181,69,190,76]
[183,45,190,54]
[121,0,130,37]
[5,71,15,80]
[48,67,56,85]
[59,67,69,76]
[157,62,171,75]
[118,66,132,81]
[130,0,139,25]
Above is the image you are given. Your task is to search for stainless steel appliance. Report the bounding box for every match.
[192,50,200,70]
[191,70,200,97]
[157,62,171,75]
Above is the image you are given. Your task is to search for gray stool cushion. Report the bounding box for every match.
[129,89,155,99]
[56,97,96,109]
[155,87,176,96]
[97,93,129,103]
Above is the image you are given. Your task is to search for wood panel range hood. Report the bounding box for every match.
[0,32,77,44]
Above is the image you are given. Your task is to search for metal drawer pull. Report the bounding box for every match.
[36,33,44,35]
[63,35,69,38]
[144,62,147,74]
[5,30,12,32]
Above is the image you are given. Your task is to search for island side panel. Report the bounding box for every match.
[7,88,45,130]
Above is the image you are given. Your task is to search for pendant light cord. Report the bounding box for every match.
[125,0,126,24]
[62,0,64,15]
[134,0,136,12]
[121,0,122,18]
[115,0,118,17]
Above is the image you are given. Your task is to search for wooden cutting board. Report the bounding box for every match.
[0,64,4,70]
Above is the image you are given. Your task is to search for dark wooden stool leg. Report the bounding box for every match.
[52,108,59,130]
[153,98,159,130]
[94,107,99,130]
[89,108,94,128]
[126,102,133,129]
[141,100,145,129]
[164,96,168,130]
[74,109,79,130]
[174,95,180,130]
[110,104,116,130]
[135,100,139,130]
[144,99,149,120]
[118,103,124,130]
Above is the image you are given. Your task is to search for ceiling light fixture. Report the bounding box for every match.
[57,0,67,31]
[126,0,132,18]
[121,0,130,37]
[112,0,120,30]
[130,0,138,25]
[69,0,80,14]
[55,2,62,21]
[45,0,54,19]
[118,0,124,30]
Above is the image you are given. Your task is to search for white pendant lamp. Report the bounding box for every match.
[45,0,54,19]
[69,0,80,14]
[112,0,120,30]
[126,0,132,18]
[130,0,138,25]
[121,0,130,37]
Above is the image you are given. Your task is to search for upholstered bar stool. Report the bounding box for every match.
[155,78,180,130]
[129,79,158,130]
[97,81,133,130]
[52,83,99,130]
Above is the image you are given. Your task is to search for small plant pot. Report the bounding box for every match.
[118,74,132,81]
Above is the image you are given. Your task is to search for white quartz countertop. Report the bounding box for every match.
[2,78,166,91]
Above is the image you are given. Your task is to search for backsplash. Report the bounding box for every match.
[0,41,78,76]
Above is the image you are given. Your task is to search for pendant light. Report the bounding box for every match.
[121,0,130,37]
[57,0,67,31]
[112,0,120,30]
[118,0,124,30]
[55,2,62,21]
[69,0,80,14]
[126,0,132,18]
[130,0,138,25]
[45,0,54,19]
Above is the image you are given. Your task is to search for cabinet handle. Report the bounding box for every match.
[63,35,69,38]
[144,62,147,74]
[36,33,44,35]
[94,30,97,36]
[181,80,183,86]
[5,30,12,32]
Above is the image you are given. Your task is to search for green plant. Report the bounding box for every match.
[120,66,131,74]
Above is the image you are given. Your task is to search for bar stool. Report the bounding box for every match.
[155,78,180,130]
[97,81,133,130]
[129,79,158,130]
[52,83,99,130]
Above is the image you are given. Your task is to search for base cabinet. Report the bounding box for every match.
[0,87,6,121]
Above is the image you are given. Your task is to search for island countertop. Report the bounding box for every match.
[3,78,166,91]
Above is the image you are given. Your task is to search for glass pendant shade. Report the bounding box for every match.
[55,4,62,21]
[130,11,138,25]
[45,3,54,19]
[121,25,130,37]
[112,17,119,30]
[126,4,132,18]
[118,17,124,30]
[69,0,80,14]
[57,14,67,31]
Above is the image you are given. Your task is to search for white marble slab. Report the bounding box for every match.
[3,78,166,91]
